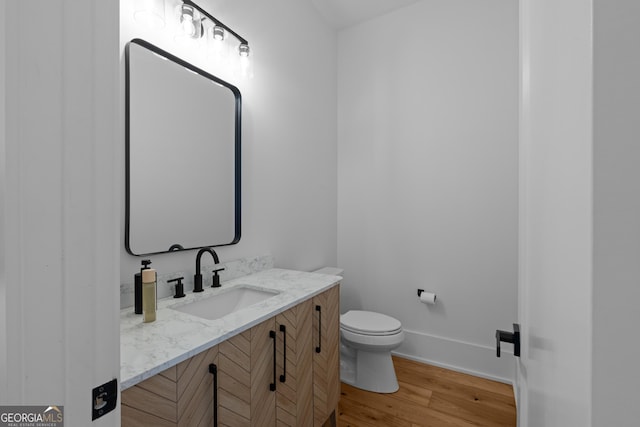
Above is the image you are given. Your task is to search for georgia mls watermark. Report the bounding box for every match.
[0,406,63,427]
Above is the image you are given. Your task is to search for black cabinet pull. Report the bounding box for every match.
[279,324,287,383]
[269,330,277,391]
[315,305,322,353]
[208,363,218,427]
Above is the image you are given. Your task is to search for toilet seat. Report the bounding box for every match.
[340,310,402,336]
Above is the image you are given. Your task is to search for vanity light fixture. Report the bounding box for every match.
[238,43,250,57]
[212,25,225,41]
[179,0,251,59]
[178,4,203,39]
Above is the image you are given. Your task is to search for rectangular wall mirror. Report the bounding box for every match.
[125,38,241,256]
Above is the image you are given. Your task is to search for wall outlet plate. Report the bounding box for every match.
[92,379,117,421]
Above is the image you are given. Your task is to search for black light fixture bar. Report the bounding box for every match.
[182,0,248,46]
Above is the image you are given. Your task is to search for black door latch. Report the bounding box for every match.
[496,323,520,357]
[92,379,117,420]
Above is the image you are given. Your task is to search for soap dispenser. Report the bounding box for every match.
[142,268,157,323]
[134,259,152,315]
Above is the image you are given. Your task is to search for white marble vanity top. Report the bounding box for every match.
[120,268,341,390]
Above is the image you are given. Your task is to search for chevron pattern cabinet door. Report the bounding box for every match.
[176,345,219,427]
[122,366,179,427]
[275,300,314,427]
[251,318,277,427]
[122,345,219,427]
[312,284,341,427]
[218,329,252,426]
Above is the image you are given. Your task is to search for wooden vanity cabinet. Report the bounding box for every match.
[217,329,253,425]
[121,344,220,427]
[275,299,314,427]
[312,285,341,427]
[246,300,316,427]
[122,284,339,427]
[121,330,254,427]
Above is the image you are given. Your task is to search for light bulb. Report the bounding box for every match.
[177,4,202,38]
[182,17,196,37]
[207,25,230,62]
[240,56,253,78]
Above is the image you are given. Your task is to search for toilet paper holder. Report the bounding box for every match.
[417,289,437,305]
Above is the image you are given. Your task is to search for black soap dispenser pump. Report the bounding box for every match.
[134,259,152,314]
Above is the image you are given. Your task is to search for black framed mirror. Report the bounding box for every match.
[125,38,241,256]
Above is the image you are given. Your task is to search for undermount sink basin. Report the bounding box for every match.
[170,286,280,320]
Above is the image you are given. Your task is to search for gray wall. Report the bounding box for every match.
[593,0,640,424]
[0,0,6,398]
[337,0,519,381]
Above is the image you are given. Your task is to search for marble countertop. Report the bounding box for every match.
[120,268,341,390]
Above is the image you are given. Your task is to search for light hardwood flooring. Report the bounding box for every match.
[337,356,516,427]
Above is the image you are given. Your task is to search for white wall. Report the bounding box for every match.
[120,0,338,289]
[517,0,593,425]
[592,0,640,424]
[1,1,120,425]
[0,0,6,400]
[337,0,519,381]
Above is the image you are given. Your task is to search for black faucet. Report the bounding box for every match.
[193,247,224,292]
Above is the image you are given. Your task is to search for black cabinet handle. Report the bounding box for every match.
[496,323,520,357]
[208,363,218,427]
[269,330,277,391]
[279,324,287,383]
[315,305,322,353]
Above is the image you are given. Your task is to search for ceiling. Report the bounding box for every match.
[310,0,423,29]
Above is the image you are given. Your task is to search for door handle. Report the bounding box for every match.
[496,323,520,357]
[279,324,287,383]
[269,330,277,391]
[315,305,322,353]
[208,364,218,427]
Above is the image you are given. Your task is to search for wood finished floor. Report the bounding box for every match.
[337,356,516,427]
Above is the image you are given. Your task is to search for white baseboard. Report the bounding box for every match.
[393,328,516,384]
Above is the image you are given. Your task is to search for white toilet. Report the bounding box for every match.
[313,267,405,394]
[340,310,404,393]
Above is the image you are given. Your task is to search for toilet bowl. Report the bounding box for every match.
[340,310,404,393]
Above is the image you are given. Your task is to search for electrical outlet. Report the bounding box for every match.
[92,379,117,421]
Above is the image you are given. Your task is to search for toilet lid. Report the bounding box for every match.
[340,310,402,336]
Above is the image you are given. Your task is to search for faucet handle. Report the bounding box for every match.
[211,267,225,288]
[168,277,186,298]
